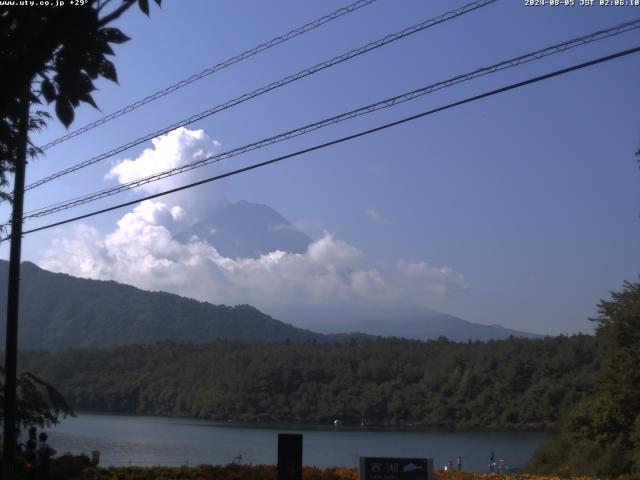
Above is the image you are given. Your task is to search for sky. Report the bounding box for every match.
[2,0,639,335]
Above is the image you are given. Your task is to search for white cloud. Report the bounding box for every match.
[40,201,465,309]
[39,127,466,311]
[107,127,228,215]
[394,259,466,300]
[107,127,220,191]
[365,208,384,223]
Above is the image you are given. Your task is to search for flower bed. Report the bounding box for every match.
[41,457,640,480]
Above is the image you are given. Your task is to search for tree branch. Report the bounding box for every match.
[97,0,136,27]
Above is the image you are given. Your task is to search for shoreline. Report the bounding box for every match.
[46,412,551,471]
[62,410,557,434]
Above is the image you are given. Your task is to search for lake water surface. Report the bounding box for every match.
[46,413,550,471]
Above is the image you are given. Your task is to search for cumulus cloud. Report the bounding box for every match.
[40,200,465,309]
[107,127,228,215]
[39,127,466,311]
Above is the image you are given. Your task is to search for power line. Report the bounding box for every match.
[38,0,379,151]
[22,18,640,220]
[25,0,497,191]
[8,45,639,241]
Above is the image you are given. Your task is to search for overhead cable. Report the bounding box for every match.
[23,18,640,219]
[26,0,497,191]
[7,44,639,241]
[38,0,380,151]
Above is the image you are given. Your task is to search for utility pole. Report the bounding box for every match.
[2,88,30,471]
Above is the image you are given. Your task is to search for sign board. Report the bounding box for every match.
[277,433,303,480]
[359,457,434,480]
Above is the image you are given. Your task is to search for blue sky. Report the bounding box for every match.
[2,0,639,335]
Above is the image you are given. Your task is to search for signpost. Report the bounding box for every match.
[359,457,434,480]
[277,433,303,480]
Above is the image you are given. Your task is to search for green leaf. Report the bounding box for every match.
[101,27,130,44]
[84,53,101,79]
[55,97,74,128]
[79,92,98,110]
[41,78,56,104]
[97,39,115,56]
[99,58,118,84]
[138,0,150,16]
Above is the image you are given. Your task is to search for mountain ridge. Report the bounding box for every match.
[0,260,351,351]
[0,260,541,351]
[180,200,312,258]
[264,303,542,342]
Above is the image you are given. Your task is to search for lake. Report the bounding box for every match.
[45,413,550,471]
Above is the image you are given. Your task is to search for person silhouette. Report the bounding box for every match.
[37,432,56,480]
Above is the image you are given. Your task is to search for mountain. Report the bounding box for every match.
[174,200,312,258]
[0,202,539,350]
[0,261,539,351]
[0,261,365,351]
[264,304,542,341]
[184,200,539,341]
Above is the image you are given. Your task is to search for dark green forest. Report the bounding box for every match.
[18,335,596,430]
[528,280,640,476]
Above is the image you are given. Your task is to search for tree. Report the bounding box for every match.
[1,0,161,182]
[591,280,640,471]
[1,0,161,467]
[0,367,74,433]
[528,279,640,476]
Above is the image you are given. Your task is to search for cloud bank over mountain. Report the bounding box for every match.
[40,128,466,310]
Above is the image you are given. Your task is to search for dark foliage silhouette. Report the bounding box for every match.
[0,0,161,200]
[528,279,640,476]
[0,366,74,432]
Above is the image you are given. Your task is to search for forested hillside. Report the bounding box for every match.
[0,261,357,350]
[0,261,528,350]
[19,335,597,430]
[0,261,539,350]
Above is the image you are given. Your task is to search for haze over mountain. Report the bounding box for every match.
[37,198,540,342]
[172,200,312,259]
[30,128,539,342]
[39,129,472,331]
[0,259,538,352]
[265,304,541,342]
[165,196,538,341]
